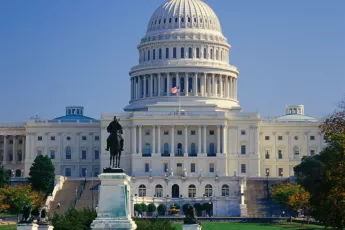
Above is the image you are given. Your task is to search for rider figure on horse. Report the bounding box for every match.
[105,116,124,151]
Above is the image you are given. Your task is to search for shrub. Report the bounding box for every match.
[51,208,96,230]
[202,202,212,216]
[140,203,147,213]
[135,218,176,230]
[193,203,202,217]
[147,203,156,213]
[157,204,167,216]
[182,203,190,215]
[134,204,142,214]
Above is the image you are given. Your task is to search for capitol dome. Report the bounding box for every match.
[146,0,222,36]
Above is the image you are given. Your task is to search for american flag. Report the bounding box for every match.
[171,86,180,94]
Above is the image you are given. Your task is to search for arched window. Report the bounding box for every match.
[181,17,184,23]
[181,47,185,58]
[139,184,146,197]
[191,143,196,155]
[196,48,200,58]
[293,146,300,155]
[166,48,169,59]
[144,143,151,156]
[164,143,169,155]
[204,48,207,58]
[210,49,213,59]
[177,143,183,156]
[155,184,163,197]
[159,48,162,59]
[205,184,213,197]
[173,47,177,58]
[66,146,71,159]
[153,49,156,60]
[180,77,185,93]
[148,50,151,61]
[172,77,177,87]
[188,77,193,93]
[209,143,215,155]
[188,184,196,198]
[188,47,192,58]
[222,185,229,197]
[15,169,21,178]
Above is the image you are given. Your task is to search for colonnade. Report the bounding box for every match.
[0,135,25,164]
[131,125,228,156]
[130,72,237,101]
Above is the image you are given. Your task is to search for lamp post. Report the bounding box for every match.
[266,169,272,217]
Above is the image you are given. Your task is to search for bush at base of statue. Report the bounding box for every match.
[51,208,97,230]
[135,218,176,230]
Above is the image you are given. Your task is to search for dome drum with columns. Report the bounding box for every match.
[125,0,240,112]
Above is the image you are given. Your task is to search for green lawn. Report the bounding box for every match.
[173,222,326,230]
[0,225,16,230]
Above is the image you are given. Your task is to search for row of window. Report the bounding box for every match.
[0,139,23,144]
[137,184,228,198]
[64,167,100,177]
[143,143,218,156]
[144,162,215,174]
[141,47,226,62]
[144,129,214,136]
[36,148,100,160]
[265,149,316,159]
[264,135,317,141]
[37,135,100,141]
[0,151,23,161]
[150,16,216,27]
[265,168,284,177]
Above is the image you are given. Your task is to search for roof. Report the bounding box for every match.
[273,114,319,122]
[53,115,96,121]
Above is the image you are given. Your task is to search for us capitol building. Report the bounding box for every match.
[0,0,325,216]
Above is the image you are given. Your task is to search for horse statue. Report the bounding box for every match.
[105,116,124,168]
[19,204,34,224]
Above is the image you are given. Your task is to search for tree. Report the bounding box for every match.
[0,166,11,188]
[182,203,190,215]
[0,184,42,220]
[271,182,304,209]
[51,208,97,230]
[134,204,142,215]
[140,203,147,214]
[288,190,311,218]
[202,203,212,216]
[193,203,202,217]
[157,204,167,216]
[147,203,156,216]
[29,155,55,194]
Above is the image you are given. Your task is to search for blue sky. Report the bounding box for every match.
[0,0,344,122]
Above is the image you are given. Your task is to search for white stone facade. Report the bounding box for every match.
[0,0,327,216]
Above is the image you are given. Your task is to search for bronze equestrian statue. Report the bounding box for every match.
[105,116,124,168]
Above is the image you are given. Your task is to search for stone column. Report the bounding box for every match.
[185,73,189,96]
[22,136,26,162]
[230,77,233,99]
[212,74,216,96]
[184,125,188,156]
[167,73,171,96]
[171,125,175,155]
[138,76,141,98]
[157,125,161,155]
[152,125,156,154]
[227,127,231,154]
[194,73,198,96]
[150,74,153,97]
[198,126,202,155]
[3,136,7,164]
[202,73,206,96]
[132,126,137,154]
[176,72,180,89]
[235,78,238,100]
[222,125,227,154]
[44,132,49,156]
[203,125,207,154]
[143,75,147,98]
[158,73,161,97]
[138,125,142,155]
[12,136,16,163]
[217,125,221,154]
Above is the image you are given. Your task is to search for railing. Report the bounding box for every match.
[72,180,87,208]
[0,123,25,128]
[31,120,100,125]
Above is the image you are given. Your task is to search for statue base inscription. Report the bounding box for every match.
[17,223,39,230]
[183,224,202,230]
[91,172,136,230]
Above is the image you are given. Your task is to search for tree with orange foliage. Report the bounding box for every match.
[0,184,43,220]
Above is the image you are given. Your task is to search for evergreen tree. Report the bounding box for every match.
[0,166,11,188]
[29,155,55,194]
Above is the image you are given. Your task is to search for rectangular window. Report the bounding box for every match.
[38,136,42,141]
[310,136,315,140]
[51,136,55,141]
[241,130,246,135]
[145,130,150,136]
[164,130,169,135]
[95,136,100,141]
[82,136,87,141]
[279,168,283,177]
[209,163,215,173]
[265,151,270,159]
[265,136,270,140]
[177,130,182,135]
[37,150,42,156]
[9,140,13,144]
[164,163,168,173]
[310,150,315,156]
[94,150,99,160]
[153,49,156,60]
[241,145,246,155]
[50,150,55,159]
[278,150,283,159]
[241,164,246,173]
[209,130,215,135]
[81,168,87,177]
[82,150,87,160]
[19,140,23,144]
[166,48,169,59]
[65,168,71,177]
[278,136,283,140]
[191,130,196,135]
[93,168,100,177]
[191,163,195,173]
[145,163,150,173]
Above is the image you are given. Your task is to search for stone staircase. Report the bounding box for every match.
[75,180,100,210]
[49,180,82,215]
[245,180,289,217]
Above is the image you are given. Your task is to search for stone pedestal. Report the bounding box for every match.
[240,204,248,217]
[17,223,39,230]
[38,225,54,230]
[183,224,202,230]
[91,172,137,230]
